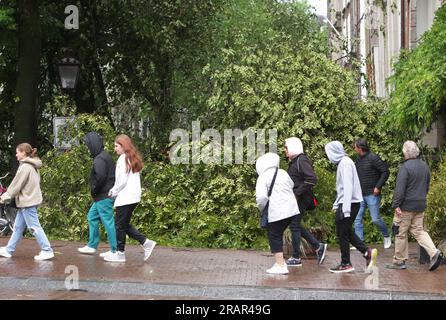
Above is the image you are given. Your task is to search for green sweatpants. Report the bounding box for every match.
[87,198,117,251]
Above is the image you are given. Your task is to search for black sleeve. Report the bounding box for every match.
[287,163,300,197]
[92,157,107,195]
[373,154,390,189]
[391,165,408,209]
[293,157,317,197]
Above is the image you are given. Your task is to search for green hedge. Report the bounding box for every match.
[36,115,407,249]
[426,154,446,243]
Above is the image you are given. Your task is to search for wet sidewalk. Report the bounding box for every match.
[0,238,445,300]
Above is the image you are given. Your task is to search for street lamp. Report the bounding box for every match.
[56,56,80,91]
[54,54,79,150]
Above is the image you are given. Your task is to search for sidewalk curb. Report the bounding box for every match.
[0,276,444,300]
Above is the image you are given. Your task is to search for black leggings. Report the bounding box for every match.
[289,202,320,258]
[115,203,146,252]
[267,216,294,253]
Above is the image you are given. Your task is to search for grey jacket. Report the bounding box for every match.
[391,158,430,213]
[325,141,363,216]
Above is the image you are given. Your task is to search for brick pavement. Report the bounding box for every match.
[0,238,444,299]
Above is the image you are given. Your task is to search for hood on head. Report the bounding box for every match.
[325,141,346,165]
[256,152,279,175]
[285,137,303,159]
[21,157,42,169]
[84,132,104,158]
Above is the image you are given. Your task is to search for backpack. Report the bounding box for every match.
[296,155,318,211]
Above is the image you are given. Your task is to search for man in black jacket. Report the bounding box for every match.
[354,139,391,249]
[284,137,327,267]
[78,132,118,259]
[387,141,442,271]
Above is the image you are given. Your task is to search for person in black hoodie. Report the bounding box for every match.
[78,132,119,261]
[284,137,327,267]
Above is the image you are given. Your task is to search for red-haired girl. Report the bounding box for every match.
[102,135,156,263]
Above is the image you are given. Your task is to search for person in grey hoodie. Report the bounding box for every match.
[256,152,299,275]
[325,141,378,273]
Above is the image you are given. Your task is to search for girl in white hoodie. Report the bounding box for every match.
[256,153,299,274]
[102,135,156,263]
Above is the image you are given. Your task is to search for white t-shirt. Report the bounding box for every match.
[109,154,142,207]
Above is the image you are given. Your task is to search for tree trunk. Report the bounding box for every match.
[12,0,41,171]
[74,0,111,124]
[149,56,173,158]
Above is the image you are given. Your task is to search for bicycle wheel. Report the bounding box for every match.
[4,206,17,233]
[0,206,10,236]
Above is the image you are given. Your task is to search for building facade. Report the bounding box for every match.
[326,0,444,147]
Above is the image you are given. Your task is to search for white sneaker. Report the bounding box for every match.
[384,237,392,249]
[104,251,125,263]
[142,239,156,261]
[78,246,96,255]
[0,247,12,258]
[266,263,289,275]
[34,251,54,261]
[99,250,113,258]
[350,246,357,251]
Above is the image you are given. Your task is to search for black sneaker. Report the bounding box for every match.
[386,262,407,270]
[286,257,302,267]
[329,263,354,273]
[316,243,327,265]
[429,250,442,272]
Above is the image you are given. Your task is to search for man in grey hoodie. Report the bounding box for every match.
[325,141,378,273]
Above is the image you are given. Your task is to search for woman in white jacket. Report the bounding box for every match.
[102,134,156,263]
[256,153,299,274]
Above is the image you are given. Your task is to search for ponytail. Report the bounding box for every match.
[17,143,39,158]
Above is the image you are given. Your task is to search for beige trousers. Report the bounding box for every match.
[393,211,437,264]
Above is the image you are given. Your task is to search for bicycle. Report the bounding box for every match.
[0,173,17,236]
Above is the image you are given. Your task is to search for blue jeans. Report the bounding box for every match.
[354,195,389,241]
[6,206,53,254]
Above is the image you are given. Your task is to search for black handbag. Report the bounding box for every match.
[260,168,278,228]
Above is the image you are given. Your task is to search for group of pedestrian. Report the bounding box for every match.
[0,134,443,276]
[256,138,443,275]
[0,133,157,264]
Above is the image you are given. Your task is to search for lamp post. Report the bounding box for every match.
[56,56,80,92]
[54,53,80,150]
